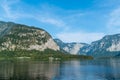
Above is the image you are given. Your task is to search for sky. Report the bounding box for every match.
[0,0,120,43]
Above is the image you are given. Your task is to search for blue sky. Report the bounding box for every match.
[0,0,120,43]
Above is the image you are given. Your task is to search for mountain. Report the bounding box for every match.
[0,21,59,51]
[54,39,88,55]
[55,34,120,57]
[0,21,14,37]
[82,34,120,57]
[1,21,120,58]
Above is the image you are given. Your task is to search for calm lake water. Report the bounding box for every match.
[0,58,120,80]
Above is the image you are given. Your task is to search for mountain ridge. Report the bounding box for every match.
[85,33,120,57]
[0,21,59,51]
[54,38,88,55]
[55,34,120,57]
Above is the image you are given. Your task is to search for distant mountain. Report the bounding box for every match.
[0,21,59,51]
[82,34,120,57]
[55,34,120,57]
[54,39,88,55]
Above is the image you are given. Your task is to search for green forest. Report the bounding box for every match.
[0,49,93,61]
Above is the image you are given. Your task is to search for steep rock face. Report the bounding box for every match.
[54,39,88,55]
[82,34,120,57]
[0,21,59,51]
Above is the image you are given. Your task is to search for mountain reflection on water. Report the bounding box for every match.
[0,61,60,80]
[0,58,120,80]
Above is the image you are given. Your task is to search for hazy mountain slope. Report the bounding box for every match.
[0,21,14,37]
[54,39,88,55]
[55,34,120,57]
[82,34,120,57]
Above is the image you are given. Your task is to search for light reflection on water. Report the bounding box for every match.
[0,58,120,80]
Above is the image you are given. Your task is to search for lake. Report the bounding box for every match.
[0,58,120,80]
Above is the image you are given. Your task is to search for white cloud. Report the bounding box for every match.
[35,15,68,29]
[94,0,120,8]
[0,1,70,29]
[32,4,86,29]
[0,0,86,30]
[56,32,105,43]
[0,0,21,20]
[107,7,120,33]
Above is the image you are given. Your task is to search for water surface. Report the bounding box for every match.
[0,58,120,80]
